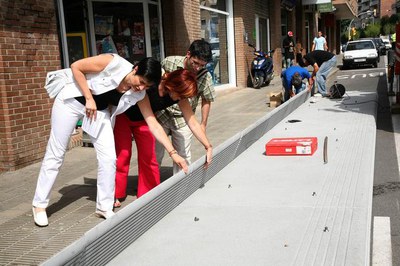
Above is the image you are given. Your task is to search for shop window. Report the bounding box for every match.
[201,0,226,11]
[66,33,88,64]
[149,4,161,61]
[63,0,88,64]
[200,7,228,85]
[259,18,269,52]
[91,2,146,64]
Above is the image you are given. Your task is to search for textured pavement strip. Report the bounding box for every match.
[0,82,280,265]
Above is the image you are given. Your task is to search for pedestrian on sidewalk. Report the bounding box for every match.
[300,50,337,97]
[113,69,213,207]
[155,39,215,174]
[295,38,304,65]
[32,55,188,227]
[281,65,313,101]
[312,30,328,51]
[283,31,295,68]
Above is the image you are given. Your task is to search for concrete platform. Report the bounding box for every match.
[41,90,378,265]
[107,91,377,265]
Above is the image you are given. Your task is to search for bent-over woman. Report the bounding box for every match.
[113,69,213,207]
[32,54,187,227]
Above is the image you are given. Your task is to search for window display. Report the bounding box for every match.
[91,2,151,64]
[66,33,88,64]
[201,8,228,85]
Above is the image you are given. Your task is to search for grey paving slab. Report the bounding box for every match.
[109,91,377,266]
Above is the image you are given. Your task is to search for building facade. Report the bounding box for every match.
[0,0,355,172]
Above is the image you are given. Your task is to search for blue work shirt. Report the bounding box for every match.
[281,66,311,90]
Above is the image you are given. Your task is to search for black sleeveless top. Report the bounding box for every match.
[124,85,178,122]
[75,89,122,110]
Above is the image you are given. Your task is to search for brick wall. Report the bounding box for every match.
[269,0,283,76]
[0,0,61,172]
[234,0,256,87]
[381,0,395,18]
[234,0,284,87]
[162,0,202,56]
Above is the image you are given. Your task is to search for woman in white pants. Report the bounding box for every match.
[32,54,188,227]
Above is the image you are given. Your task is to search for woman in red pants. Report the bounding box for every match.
[114,69,213,207]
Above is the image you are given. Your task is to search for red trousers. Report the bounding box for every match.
[114,114,160,199]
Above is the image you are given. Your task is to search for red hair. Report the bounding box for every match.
[162,69,197,98]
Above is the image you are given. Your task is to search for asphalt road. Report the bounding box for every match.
[331,55,400,265]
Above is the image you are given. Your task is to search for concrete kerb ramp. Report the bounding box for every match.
[42,90,311,266]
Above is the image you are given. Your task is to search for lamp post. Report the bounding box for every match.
[348,10,373,40]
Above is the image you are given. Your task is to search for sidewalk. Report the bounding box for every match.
[0,77,284,265]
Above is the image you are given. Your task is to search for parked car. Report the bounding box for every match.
[381,38,392,50]
[374,38,386,55]
[342,39,379,69]
[360,37,386,55]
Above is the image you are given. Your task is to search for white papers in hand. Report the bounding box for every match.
[82,111,106,138]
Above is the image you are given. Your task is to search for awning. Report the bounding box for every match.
[302,0,330,5]
[302,0,357,20]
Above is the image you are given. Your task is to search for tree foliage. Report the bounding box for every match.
[364,23,380,37]
[383,23,396,36]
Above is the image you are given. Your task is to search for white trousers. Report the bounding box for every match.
[32,95,116,212]
[155,120,193,174]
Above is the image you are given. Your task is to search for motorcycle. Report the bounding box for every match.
[248,43,274,89]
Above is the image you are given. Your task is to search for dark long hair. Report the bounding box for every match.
[134,57,162,85]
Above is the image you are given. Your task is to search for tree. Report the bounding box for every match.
[364,23,380,37]
[383,23,395,36]
[388,14,400,24]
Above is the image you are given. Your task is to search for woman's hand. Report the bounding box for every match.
[85,98,97,121]
[170,152,188,173]
[204,145,213,168]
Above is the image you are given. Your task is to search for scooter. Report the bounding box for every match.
[248,43,274,89]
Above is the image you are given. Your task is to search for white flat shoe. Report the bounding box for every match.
[32,207,48,227]
[95,209,115,219]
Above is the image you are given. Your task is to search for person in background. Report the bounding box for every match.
[281,65,313,101]
[312,30,328,51]
[113,69,213,207]
[155,39,215,174]
[283,31,295,68]
[301,50,337,97]
[32,55,187,227]
[295,38,304,65]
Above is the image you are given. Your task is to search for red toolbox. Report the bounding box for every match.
[265,137,318,156]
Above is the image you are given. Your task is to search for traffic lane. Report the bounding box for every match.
[371,59,400,266]
[335,54,400,265]
[333,68,386,93]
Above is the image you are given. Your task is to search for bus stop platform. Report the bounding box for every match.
[43,90,378,265]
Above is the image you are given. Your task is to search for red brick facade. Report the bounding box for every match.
[0,0,61,171]
[381,0,396,18]
[162,0,202,56]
